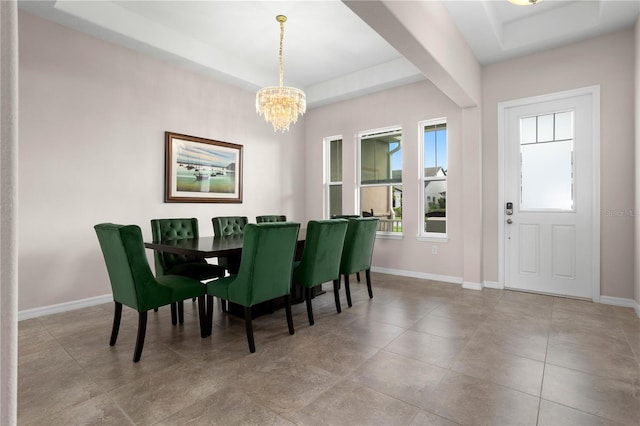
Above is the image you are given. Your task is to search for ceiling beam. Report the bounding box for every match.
[343,0,481,108]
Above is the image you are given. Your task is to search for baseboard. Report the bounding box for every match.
[599,295,640,318]
[370,267,463,285]
[462,281,483,291]
[18,294,112,321]
[483,280,503,289]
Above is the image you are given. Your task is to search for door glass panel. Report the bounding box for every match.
[555,111,573,140]
[537,114,554,142]
[519,111,574,211]
[521,140,573,210]
[520,117,537,144]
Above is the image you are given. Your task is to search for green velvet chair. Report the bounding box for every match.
[292,219,348,325]
[339,217,379,307]
[94,223,207,362]
[206,222,300,353]
[151,218,226,325]
[256,215,287,223]
[211,216,248,275]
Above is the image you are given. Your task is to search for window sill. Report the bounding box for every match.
[376,232,403,240]
[417,235,449,243]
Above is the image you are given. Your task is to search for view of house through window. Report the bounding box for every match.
[421,119,447,236]
[326,137,342,218]
[359,128,402,233]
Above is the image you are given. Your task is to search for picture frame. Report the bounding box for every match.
[165,132,243,203]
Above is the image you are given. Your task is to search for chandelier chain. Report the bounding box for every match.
[279,19,284,87]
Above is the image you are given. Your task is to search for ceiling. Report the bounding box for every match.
[18,1,640,109]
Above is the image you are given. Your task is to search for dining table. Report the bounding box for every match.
[144,228,319,315]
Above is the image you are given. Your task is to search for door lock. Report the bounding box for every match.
[507,218,513,224]
[506,202,513,216]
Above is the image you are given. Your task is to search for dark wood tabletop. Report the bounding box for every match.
[144,228,307,259]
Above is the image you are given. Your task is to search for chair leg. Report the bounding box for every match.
[197,295,207,338]
[221,299,228,312]
[356,272,361,282]
[305,287,314,326]
[170,303,177,325]
[344,274,353,307]
[206,295,214,337]
[244,307,255,353]
[333,279,341,314]
[366,268,373,299]
[133,311,148,363]
[178,300,185,324]
[285,294,295,335]
[109,302,122,346]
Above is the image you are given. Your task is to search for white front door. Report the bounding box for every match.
[501,87,599,299]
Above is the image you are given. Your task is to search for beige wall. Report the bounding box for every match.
[483,29,636,299]
[305,80,467,280]
[18,12,306,311]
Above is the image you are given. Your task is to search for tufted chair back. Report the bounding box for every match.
[256,215,287,223]
[150,218,205,276]
[212,216,248,237]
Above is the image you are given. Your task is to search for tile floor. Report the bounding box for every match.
[18,273,640,425]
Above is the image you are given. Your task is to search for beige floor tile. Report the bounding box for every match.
[155,386,295,425]
[16,277,640,425]
[546,338,639,384]
[27,393,133,426]
[350,350,448,406]
[231,358,341,418]
[412,312,482,340]
[291,379,420,426]
[451,343,545,396]
[385,329,468,368]
[466,325,549,362]
[418,370,540,426]
[538,399,626,426]
[18,346,104,425]
[107,361,230,425]
[409,410,462,426]
[541,364,640,425]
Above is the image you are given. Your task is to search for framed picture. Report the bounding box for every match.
[165,132,243,203]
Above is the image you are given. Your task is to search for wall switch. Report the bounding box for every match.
[432,245,438,254]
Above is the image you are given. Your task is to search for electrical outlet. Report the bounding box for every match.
[432,245,438,255]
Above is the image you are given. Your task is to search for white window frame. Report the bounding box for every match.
[357,125,403,239]
[418,118,449,241]
[324,135,343,219]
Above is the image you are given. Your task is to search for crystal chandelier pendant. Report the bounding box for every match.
[256,15,306,133]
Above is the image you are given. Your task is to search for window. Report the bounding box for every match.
[519,111,574,211]
[325,137,342,218]
[420,119,447,237]
[358,127,402,233]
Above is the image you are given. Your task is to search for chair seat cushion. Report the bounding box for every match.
[166,262,226,281]
[206,275,236,301]
[156,275,207,303]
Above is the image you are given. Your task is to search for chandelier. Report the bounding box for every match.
[256,15,306,133]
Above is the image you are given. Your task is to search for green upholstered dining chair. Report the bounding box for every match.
[256,215,287,223]
[211,216,248,274]
[151,218,226,325]
[94,223,207,362]
[206,222,300,353]
[292,219,348,325]
[339,217,379,308]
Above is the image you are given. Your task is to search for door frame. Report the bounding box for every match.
[497,85,601,301]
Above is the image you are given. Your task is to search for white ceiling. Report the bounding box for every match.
[18,0,640,108]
